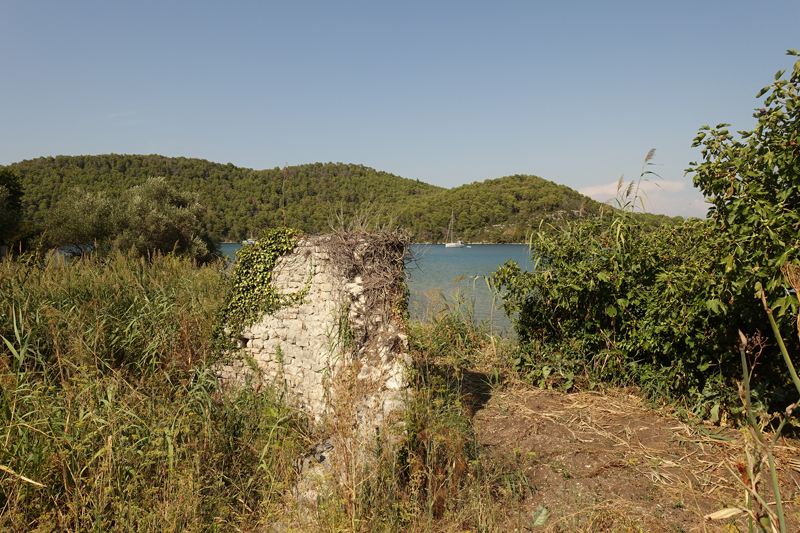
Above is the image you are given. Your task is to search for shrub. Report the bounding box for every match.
[493,211,746,414]
[494,52,800,417]
[0,166,24,246]
[44,177,218,263]
[688,49,800,350]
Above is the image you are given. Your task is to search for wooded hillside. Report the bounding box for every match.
[8,154,681,243]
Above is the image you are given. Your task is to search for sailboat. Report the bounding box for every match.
[444,210,465,248]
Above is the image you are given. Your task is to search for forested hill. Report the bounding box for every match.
[9,154,681,243]
[399,174,598,243]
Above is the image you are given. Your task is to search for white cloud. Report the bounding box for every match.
[579,179,709,219]
[580,178,684,199]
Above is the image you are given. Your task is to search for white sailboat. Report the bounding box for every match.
[444,210,465,248]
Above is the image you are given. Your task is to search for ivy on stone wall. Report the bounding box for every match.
[221,227,310,339]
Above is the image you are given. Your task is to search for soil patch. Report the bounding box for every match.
[471,385,800,532]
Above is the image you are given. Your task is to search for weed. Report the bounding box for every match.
[0,251,308,531]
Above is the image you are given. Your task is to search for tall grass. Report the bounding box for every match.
[0,251,307,532]
[1,251,224,374]
[302,297,530,532]
[1,251,536,531]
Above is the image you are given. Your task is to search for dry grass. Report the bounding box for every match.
[474,385,800,532]
[5,251,797,532]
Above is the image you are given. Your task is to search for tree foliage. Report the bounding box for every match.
[492,155,745,415]
[496,54,800,421]
[0,166,24,245]
[10,156,680,244]
[44,189,115,254]
[114,178,216,261]
[45,177,217,263]
[688,49,800,318]
[396,174,604,243]
[493,217,743,416]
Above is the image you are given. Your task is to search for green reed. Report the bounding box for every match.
[0,251,306,532]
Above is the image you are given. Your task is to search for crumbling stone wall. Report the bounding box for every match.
[217,233,410,427]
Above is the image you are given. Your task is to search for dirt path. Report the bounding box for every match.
[471,385,800,532]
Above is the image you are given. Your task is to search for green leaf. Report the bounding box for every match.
[710,403,720,423]
[531,504,549,526]
[705,299,721,314]
[722,254,734,272]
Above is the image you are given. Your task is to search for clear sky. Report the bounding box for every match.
[2,1,798,217]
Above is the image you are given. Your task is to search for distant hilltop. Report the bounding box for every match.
[8,154,683,243]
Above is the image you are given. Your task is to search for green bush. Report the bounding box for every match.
[493,215,744,415]
[0,166,24,246]
[493,53,800,418]
[688,50,800,345]
[44,177,218,263]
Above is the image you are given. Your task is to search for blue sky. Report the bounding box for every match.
[2,1,798,217]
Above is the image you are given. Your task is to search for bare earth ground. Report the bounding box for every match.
[470,385,800,532]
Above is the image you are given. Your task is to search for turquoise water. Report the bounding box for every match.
[405,244,531,332]
[219,242,246,261]
[219,242,533,334]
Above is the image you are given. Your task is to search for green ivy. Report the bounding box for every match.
[221,227,310,339]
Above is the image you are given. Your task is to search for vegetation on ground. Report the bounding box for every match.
[274,296,544,532]
[0,247,533,532]
[2,42,798,533]
[283,292,800,532]
[0,252,307,532]
[492,50,800,532]
[493,51,800,419]
[0,167,24,247]
[1,246,798,531]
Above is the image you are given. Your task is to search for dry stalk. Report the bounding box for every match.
[305,230,411,528]
[320,230,410,362]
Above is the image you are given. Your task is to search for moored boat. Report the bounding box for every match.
[445,210,465,248]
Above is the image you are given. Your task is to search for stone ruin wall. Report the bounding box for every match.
[216,234,410,427]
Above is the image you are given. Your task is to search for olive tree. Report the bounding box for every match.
[114,177,217,262]
[45,189,115,255]
[45,177,218,263]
